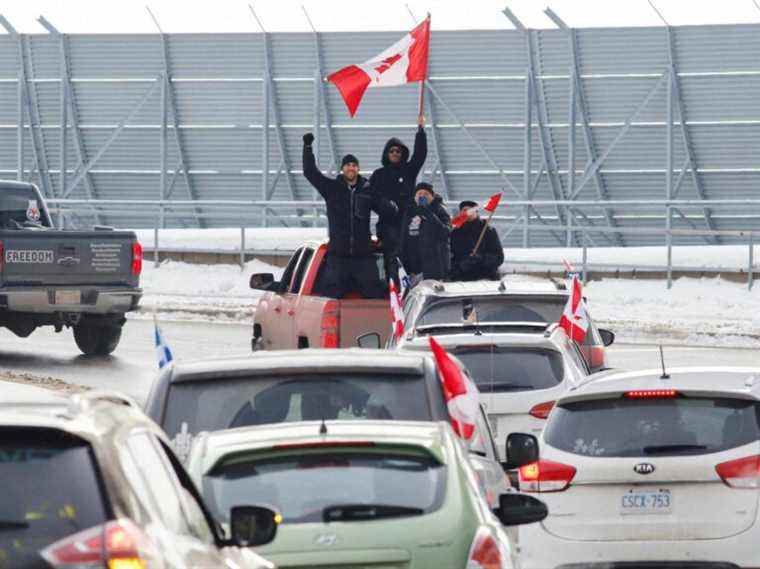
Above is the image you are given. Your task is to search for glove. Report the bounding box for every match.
[303,132,315,146]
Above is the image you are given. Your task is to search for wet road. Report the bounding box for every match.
[0,317,757,405]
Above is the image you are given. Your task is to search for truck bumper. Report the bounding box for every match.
[0,286,142,314]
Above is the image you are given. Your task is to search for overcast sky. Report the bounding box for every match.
[2,0,760,33]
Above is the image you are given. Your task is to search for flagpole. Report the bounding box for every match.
[470,208,495,256]
[417,13,431,122]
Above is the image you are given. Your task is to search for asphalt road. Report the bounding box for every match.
[0,317,758,404]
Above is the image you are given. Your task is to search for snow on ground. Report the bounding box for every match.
[138,258,760,348]
[134,227,758,271]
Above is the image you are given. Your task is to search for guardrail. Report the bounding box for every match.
[47,198,760,290]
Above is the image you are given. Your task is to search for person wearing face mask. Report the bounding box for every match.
[450,200,504,281]
[399,182,451,283]
[302,132,397,299]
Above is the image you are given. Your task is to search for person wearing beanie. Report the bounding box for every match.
[302,132,397,299]
[450,200,504,281]
[399,182,451,282]
[369,116,427,279]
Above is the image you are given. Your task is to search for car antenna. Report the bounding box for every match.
[659,345,670,380]
[319,417,328,435]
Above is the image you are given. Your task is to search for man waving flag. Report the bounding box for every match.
[327,15,431,117]
[559,275,589,343]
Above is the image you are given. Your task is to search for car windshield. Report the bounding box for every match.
[450,346,565,392]
[163,374,431,453]
[0,429,108,568]
[203,450,446,525]
[0,186,50,228]
[545,396,760,457]
[417,297,565,328]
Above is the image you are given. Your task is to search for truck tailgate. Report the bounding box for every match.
[1,230,138,287]
[338,298,391,348]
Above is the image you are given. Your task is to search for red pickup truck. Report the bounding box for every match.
[250,240,391,351]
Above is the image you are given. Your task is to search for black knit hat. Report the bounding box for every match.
[341,154,359,168]
[415,182,434,192]
[459,200,478,210]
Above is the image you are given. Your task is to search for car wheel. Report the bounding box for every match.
[73,323,123,356]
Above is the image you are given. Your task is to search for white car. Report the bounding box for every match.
[506,366,760,569]
[398,325,590,459]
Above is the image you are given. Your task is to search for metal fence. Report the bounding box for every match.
[4,11,760,247]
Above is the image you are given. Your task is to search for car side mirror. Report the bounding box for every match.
[504,433,539,470]
[493,492,548,526]
[599,328,615,347]
[229,505,280,547]
[250,273,275,291]
[356,332,381,349]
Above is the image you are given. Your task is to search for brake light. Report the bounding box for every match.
[519,459,576,492]
[41,519,157,568]
[529,400,555,419]
[320,300,340,348]
[466,526,509,569]
[131,241,143,276]
[715,455,760,489]
[624,389,678,399]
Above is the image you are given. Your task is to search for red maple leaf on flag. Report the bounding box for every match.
[374,53,402,76]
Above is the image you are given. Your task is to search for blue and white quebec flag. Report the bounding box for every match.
[154,318,174,369]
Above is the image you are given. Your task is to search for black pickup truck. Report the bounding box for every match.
[0,180,142,355]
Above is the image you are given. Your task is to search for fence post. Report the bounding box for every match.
[581,231,588,285]
[153,217,160,269]
[666,206,673,290]
[749,233,754,291]
[240,226,246,269]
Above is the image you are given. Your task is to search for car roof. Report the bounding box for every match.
[561,367,760,403]
[410,277,568,298]
[194,420,452,472]
[399,329,566,351]
[168,349,430,384]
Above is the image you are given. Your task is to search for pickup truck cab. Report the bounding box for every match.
[250,240,391,350]
[0,180,142,355]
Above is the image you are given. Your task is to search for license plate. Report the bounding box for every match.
[620,489,672,515]
[54,290,81,305]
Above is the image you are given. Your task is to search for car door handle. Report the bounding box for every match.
[287,309,295,316]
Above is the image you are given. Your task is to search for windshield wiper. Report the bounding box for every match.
[323,503,424,522]
[643,444,708,455]
[0,519,30,530]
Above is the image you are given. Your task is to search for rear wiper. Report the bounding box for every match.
[0,519,30,530]
[643,444,707,455]
[323,503,424,522]
[478,383,536,392]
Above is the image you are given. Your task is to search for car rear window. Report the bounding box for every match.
[0,187,51,228]
[163,374,431,445]
[0,428,108,567]
[203,450,446,525]
[545,396,760,457]
[450,346,564,392]
[418,297,565,327]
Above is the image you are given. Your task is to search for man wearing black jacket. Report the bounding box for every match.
[451,200,505,281]
[369,118,427,272]
[302,132,397,299]
[400,182,451,282]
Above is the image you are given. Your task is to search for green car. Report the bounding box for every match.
[187,420,547,568]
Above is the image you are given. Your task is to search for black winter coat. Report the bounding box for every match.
[450,218,505,281]
[400,195,451,281]
[303,142,397,258]
[369,127,427,246]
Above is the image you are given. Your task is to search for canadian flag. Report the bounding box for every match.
[451,210,470,229]
[389,279,405,340]
[327,16,431,117]
[558,275,590,343]
[483,192,503,213]
[429,336,480,440]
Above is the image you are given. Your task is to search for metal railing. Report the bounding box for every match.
[46,198,760,290]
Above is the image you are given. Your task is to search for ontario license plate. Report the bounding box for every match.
[54,290,81,305]
[620,489,672,515]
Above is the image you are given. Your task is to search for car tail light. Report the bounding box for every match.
[466,526,509,569]
[320,300,340,348]
[41,519,159,568]
[715,455,760,489]
[519,459,576,492]
[624,389,678,399]
[131,241,143,276]
[529,400,555,419]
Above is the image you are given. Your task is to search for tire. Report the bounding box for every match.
[73,322,123,356]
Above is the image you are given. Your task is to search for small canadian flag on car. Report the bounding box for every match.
[559,275,589,343]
